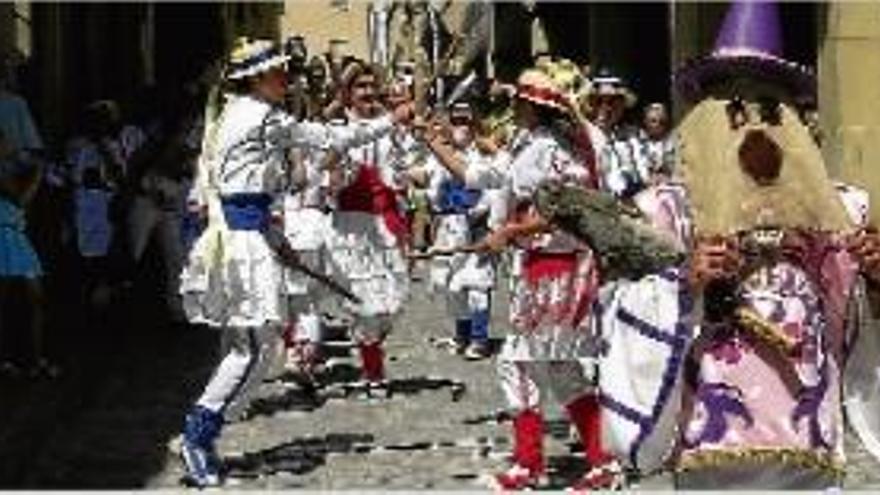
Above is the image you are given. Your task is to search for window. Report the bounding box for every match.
[330,0,349,13]
[13,1,32,58]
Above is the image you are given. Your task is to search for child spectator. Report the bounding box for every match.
[75,166,114,314]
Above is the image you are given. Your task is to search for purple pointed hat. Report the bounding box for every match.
[675,0,816,102]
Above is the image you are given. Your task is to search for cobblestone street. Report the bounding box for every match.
[2,269,880,489]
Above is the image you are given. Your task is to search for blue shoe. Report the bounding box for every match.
[454,319,472,354]
[180,406,223,487]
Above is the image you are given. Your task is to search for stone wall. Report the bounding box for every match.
[819,2,880,223]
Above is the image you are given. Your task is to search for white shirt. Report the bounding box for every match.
[75,188,114,257]
[212,95,393,196]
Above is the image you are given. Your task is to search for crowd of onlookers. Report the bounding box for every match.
[0,44,679,381]
[0,53,207,380]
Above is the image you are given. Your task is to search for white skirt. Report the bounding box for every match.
[502,248,600,361]
[325,211,408,318]
[428,214,494,295]
[283,208,330,296]
[180,230,285,328]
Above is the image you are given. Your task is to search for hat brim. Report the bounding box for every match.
[517,93,572,113]
[674,53,815,103]
[227,54,291,81]
[590,88,638,109]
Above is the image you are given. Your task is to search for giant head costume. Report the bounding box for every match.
[674,1,852,236]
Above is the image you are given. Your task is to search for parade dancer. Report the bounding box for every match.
[427,67,620,490]
[421,101,498,360]
[280,145,330,382]
[323,61,413,396]
[177,39,412,487]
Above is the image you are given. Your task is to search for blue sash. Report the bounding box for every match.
[220,193,272,232]
[437,180,481,215]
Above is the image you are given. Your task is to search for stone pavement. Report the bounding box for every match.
[2,269,880,489]
[150,272,880,490]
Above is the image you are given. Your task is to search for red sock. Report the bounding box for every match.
[282,321,296,348]
[513,408,545,474]
[358,342,385,382]
[565,393,611,466]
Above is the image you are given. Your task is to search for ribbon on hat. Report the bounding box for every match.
[228,45,282,76]
[516,83,571,110]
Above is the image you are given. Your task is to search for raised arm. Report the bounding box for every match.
[425,135,468,183]
[264,102,414,154]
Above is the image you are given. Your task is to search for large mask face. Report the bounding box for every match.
[676,88,852,236]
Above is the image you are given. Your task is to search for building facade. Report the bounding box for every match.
[1,1,877,216]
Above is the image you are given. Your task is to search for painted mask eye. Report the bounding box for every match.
[758,96,782,126]
[726,95,746,130]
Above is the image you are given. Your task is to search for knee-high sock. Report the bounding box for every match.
[469,309,490,345]
[282,321,296,348]
[455,318,471,343]
[565,393,609,466]
[358,341,385,382]
[512,408,545,473]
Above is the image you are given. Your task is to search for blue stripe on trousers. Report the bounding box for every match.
[219,327,260,415]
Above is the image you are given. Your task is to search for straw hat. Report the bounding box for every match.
[516,68,572,114]
[226,37,290,81]
[590,68,638,108]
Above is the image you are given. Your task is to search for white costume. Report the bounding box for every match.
[179,94,394,418]
[282,146,331,346]
[465,125,613,486]
[426,146,504,350]
[323,114,412,383]
[325,117,410,332]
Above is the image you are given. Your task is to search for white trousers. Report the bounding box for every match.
[196,325,281,421]
[288,295,322,342]
[446,288,490,320]
[497,357,596,412]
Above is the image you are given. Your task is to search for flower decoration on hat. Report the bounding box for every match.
[516,69,573,115]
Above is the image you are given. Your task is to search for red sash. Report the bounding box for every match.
[523,251,578,284]
[336,165,408,244]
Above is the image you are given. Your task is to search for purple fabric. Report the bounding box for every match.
[686,382,755,448]
[713,0,782,58]
[673,0,815,102]
[791,360,831,449]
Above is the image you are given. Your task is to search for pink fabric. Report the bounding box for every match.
[671,225,856,467]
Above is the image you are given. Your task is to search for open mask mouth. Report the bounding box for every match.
[739,129,783,186]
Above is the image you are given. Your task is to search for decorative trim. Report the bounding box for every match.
[735,307,798,355]
[678,447,845,477]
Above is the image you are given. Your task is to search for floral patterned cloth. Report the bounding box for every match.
[472,127,600,361]
[631,181,868,487]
